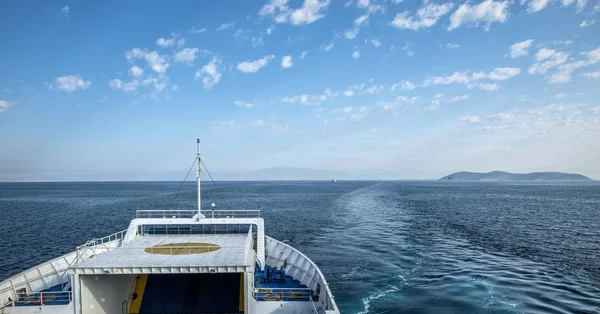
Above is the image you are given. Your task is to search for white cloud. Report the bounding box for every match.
[322,42,334,51]
[446,43,460,48]
[281,94,328,105]
[281,56,293,68]
[486,111,514,121]
[459,115,480,122]
[535,47,557,61]
[249,119,290,134]
[176,38,185,47]
[580,20,596,27]
[108,78,139,92]
[174,48,199,63]
[234,100,254,108]
[371,38,382,47]
[54,75,91,92]
[357,0,370,8]
[509,39,534,58]
[529,48,569,74]
[391,80,415,90]
[140,76,168,93]
[195,57,222,89]
[379,95,419,112]
[332,106,353,114]
[584,47,600,64]
[390,2,454,30]
[189,27,207,34]
[299,50,308,60]
[424,100,441,111]
[0,100,11,113]
[352,50,360,59]
[344,28,360,39]
[343,82,384,95]
[355,15,369,26]
[60,6,70,17]
[527,0,551,12]
[129,66,143,77]
[237,55,275,73]
[216,22,235,31]
[252,37,264,48]
[126,48,146,62]
[488,67,521,80]
[450,94,469,102]
[156,37,176,47]
[144,52,169,73]
[549,60,587,83]
[258,0,331,25]
[423,71,470,86]
[476,83,499,91]
[448,0,510,31]
[266,25,275,34]
[582,71,600,78]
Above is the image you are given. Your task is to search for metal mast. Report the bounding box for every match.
[196,139,201,219]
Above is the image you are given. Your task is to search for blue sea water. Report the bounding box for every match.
[1,181,599,313]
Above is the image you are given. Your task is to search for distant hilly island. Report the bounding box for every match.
[440,171,592,181]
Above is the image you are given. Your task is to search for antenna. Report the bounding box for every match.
[196,139,202,220]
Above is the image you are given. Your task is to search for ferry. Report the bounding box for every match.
[0,140,340,314]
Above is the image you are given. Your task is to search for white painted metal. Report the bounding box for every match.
[196,138,204,219]
[264,236,339,313]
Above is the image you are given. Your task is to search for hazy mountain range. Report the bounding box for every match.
[439,171,592,181]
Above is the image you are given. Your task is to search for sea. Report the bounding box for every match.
[0,181,599,313]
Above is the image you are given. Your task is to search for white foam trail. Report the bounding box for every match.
[356,286,400,314]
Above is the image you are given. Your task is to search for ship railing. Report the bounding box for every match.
[75,229,128,264]
[0,251,78,308]
[135,209,260,219]
[2,290,72,308]
[252,287,315,302]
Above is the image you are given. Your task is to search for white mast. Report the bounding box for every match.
[196,139,202,219]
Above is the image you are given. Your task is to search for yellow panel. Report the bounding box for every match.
[239,273,244,312]
[129,274,148,314]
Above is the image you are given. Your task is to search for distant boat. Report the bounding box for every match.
[332,179,337,182]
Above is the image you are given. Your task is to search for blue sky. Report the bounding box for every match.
[1,0,599,181]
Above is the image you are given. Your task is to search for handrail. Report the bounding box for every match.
[76,229,127,250]
[4,291,72,307]
[0,251,78,305]
[252,287,314,302]
[135,209,260,219]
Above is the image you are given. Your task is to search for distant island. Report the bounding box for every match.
[440,171,593,181]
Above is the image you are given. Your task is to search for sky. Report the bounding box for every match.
[1,0,599,181]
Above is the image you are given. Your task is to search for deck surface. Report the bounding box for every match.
[74,234,251,269]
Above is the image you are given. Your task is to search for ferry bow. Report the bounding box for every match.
[0,140,340,314]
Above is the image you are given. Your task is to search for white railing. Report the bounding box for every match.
[75,230,127,263]
[0,251,77,307]
[252,287,314,302]
[135,209,260,219]
[3,291,72,307]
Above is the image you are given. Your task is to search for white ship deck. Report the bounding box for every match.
[72,233,254,274]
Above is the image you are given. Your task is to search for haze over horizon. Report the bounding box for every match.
[1,0,599,182]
